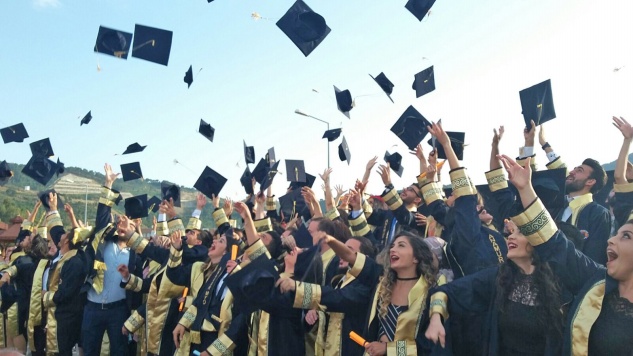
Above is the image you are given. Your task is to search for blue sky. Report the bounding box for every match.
[1,0,632,200]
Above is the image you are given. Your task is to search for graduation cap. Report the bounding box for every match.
[184,65,193,88]
[240,168,254,195]
[0,161,13,180]
[224,254,279,314]
[289,173,317,190]
[111,187,123,206]
[30,138,54,158]
[285,160,306,183]
[38,189,64,211]
[193,166,227,199]
[122,142,146,155]
[292,222,314,248]
[22,155,59,186]
[199,119,215,143]
[94,26,133,59]
[276,0,331,57]
[124,194,149,219]
[338,136,351,165]
[322,128,342,142]
[519,79,556,128]
[266,147,276,167]
[80,111,92,126]
[244,140,255,165]
[391,105,431,150]
[405,0,436,21]
[427,132,466,160]
[260,160,280,191]
[56,158,65,177]
[334,86,353,118]
[369,72,394,103]
[252,158,269,184]
[131,24,173,66]
[147,196,161,213]
[161,181,181,207]
[531,168,566,216]
[1,123,29,143]
[120,162,143,182]
[412,65,436,98]
[279,188,312,222]
[384,151,404,177]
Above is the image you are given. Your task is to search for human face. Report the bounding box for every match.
[308,221,324,246]
[339,239,362,269]
[505,221,533,261]
[47,238,58,258]
[208,235,227,260]
[19,234,32,250]
[389,236,417,272]
[606,223,633,281]
[401,185,422,206]
[58,232,70,251]
[186,230,201,246]
[477,204,494,225]
[565,165,594,194]
[260,232,273,248]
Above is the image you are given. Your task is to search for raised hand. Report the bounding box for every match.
[613,116,633,139]
[334,184,344,199]
[104,163,120,188]
[319,168,332,183]
[523,120,536,146]
[233,202,250,220]
[410,143,426,161]
[117,264,130,280]
[27,200,42,222]
[427,122,450,147]
[211,194,220,209]
[498,154,532,190]
[152,216,157,231]
[48,192,58,212]
[538,124,547,146]
[376,165,392,186]
[365,156,378,172]
[164,198,177,219]
[349,189,362,211]
[223,198,233,217]
[492,126,505,145]
[170,230,182,250]
[196,193,207,210]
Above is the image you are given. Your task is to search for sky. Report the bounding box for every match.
[1,0,632,201]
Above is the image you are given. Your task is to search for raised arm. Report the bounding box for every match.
[490,126,504,170]
[411,144,428,176]
[320,168,336,213]
[613,116,633,184]
[64,203,80,229]
[234,202,259,246]
[362,156,378,186]
[428,122,459,170]
[302,186,323,219]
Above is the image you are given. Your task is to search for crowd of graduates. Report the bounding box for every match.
[1,116,633,356]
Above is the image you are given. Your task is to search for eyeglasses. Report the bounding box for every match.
[405,186,423,199]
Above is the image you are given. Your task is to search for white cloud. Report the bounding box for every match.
[33,0,61,9]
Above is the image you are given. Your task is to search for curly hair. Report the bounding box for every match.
[377,232,438,320]
[495,253,563,336]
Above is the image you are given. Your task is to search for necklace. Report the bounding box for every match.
[396,276,418,281]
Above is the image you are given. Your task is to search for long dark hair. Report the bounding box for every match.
[495,253,563,336]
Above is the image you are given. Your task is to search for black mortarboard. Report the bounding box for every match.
[285,160,306,183]
[1,123,29,143]
[38,189,64,211]
[122,142,146,155]
[244,140,255,165]
[384,151,404,177]
[30,138,54,158]
[0,161,13,181]
[266,147,276,167]
[56,158,65,177]
[412,65,436,98]
[293,223,313,248]
[427,132,465,160]
[334,85,353,118]
[531,168,566,216]
[322,128,342,142]
[338,136,351,165]
[241,168,254,195]
[225,254,279,314]
[252,159,269,184]
[519,79,556,128]
[595,170,615,210]
[120,162,143,182]
[184,65,193,88]
[80,111,92,126]
[124,194,149,219]
[194,166,227,200]
[279,188,312,222]
[147,196,161,213]
[94,26,133,59]
[405,0,436,21]
[289,173,316,190]
[370,72,395,103]
[260,161,280,192]
[22,155,58,186]
[199,119,215,143]
[391,105,431,150]
[131,24,173,66]
[276,0,331,57]
[161,181,181,207]
[443,185,453,198]
[111,187,123,206]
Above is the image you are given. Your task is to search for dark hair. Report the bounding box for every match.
[332,220,351,243]
[312,217,337,237]
[349,236,376,259]
[582,158,606,194]
[336,208,350,227]
[199,230,213,248]
[266,230,283,259]
[495,255,563,337]
[30,235,48,259]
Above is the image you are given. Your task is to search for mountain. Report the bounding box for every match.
[601,153,633,171]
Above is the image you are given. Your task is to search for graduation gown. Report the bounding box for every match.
[365,186,420,250]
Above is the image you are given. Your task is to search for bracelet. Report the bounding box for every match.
[541,142,551,150]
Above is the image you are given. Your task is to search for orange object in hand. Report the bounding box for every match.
[178,287,189,312]
[349,331,368,347]
[231,245,238,260]
[419,160,446,179]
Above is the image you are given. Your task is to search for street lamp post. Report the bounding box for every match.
[294,109,330,168]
